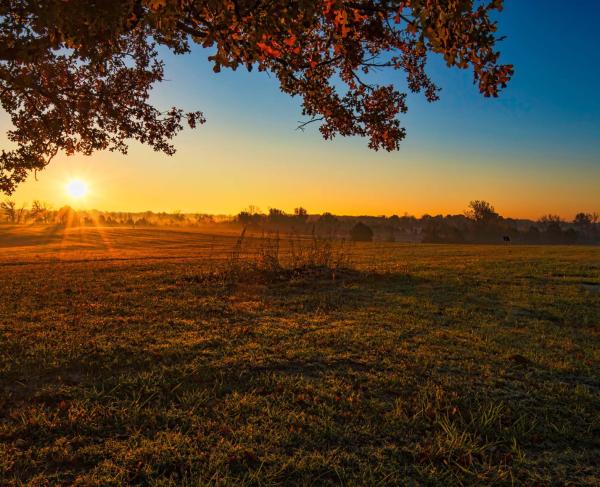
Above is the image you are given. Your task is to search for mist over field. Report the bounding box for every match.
[1,198,599,246]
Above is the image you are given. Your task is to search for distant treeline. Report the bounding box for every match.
[234,202,600,245]
[1,199,599,245]
[0,200,219,228]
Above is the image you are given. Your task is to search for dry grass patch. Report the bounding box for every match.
[1,229,599,485]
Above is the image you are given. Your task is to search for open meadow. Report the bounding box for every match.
[1,225,599,485]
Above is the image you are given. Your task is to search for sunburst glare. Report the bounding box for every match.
[65,179,88,199]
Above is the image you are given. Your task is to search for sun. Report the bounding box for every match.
[66,179,88,199]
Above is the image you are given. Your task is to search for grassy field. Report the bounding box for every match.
[1,225,599,485]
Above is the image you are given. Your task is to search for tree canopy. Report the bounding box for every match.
[466,200,499,224]
[0,0,513,193]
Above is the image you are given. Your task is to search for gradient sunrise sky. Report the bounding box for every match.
[3,0,600,219]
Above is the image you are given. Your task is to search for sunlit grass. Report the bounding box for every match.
[0,228,598,485]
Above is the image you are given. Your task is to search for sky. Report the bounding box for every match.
[3,0,600,219]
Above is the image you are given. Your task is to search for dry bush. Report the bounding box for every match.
[223,227,354,283]
[289,226,352,271]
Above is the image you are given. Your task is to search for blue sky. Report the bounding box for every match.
[8,0,600,218]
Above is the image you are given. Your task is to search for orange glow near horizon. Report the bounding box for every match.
[2,8,600,224]
[7,143,599,221]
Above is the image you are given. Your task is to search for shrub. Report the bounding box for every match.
[350,222,374,242]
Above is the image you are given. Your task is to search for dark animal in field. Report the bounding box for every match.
[503,236,511,243]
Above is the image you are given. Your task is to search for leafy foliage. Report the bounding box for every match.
[0,0,512,193]
[466,199,499,223]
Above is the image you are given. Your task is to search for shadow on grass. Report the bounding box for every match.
[1,265,599,484]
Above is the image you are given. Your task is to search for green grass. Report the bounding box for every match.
[1,227,599,485]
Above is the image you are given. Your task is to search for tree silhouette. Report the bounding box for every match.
[466,200,499,224]
[1,0,512,193]
[237,211,253,225]
[57,205,80,226]
[319,212,338,224]
[538,214,562,230]
[538,214,563,243]
[294,207,309,223]
[573,212,595,241]
[0,199,16,223]
[350,221,374,242]
[268,208,287,225]
[573,212,593,227]
[30,200,52,223]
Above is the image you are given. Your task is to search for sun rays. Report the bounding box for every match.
[65,179,88,200]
